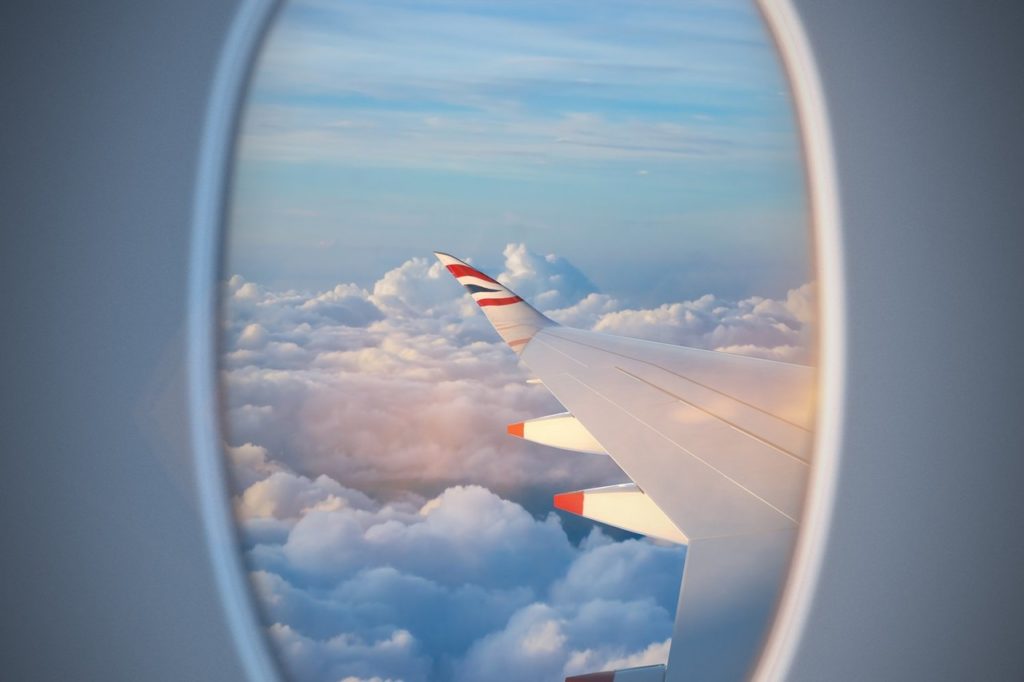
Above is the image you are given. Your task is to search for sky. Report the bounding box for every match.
[226,0,809,305]
[221,1,811,681]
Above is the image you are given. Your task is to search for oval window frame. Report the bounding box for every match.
[185,1,845,679]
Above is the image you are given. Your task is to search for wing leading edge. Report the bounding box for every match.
[435,252,813,682]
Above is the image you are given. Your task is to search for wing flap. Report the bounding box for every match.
[507,412,607,455]
[554,483,686,544]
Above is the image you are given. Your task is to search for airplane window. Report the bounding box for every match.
[220,1,815,681]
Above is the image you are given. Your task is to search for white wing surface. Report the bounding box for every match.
[435,252,814,682]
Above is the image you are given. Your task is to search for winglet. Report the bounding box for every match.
[434,251,555,353]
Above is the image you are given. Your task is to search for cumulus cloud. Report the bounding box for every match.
[571,282,816,363]
[268,623,429,682]
[238,322,270,349]
[368,256,464,320]
[220,242,813,681]
[227,442,287,491]
[236,454,683,682]
[279,485,574,592]
[221,245,632,495]
[546,293,621,329]
[496,243,599,311]
[222,243,811,493]
[565,638,672,678]
[238,471,375,522]
[301,283,384,326]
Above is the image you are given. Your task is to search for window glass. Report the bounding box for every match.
[222,2,813,680]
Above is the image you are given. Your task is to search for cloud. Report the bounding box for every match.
[368,257,463,319]
[550,539,685,614]
[582,282,816,363]
[238,471,375,521]
[564,638,672,678]
[546,292,620,328]
[497,243,599,311]
[452,594,678,682]
[268,623,430,682]
[236,455,683,682]
[279,485,575,592]
[238,323,270,349]
[227,442,287,491]
[452,604,569,682]
[301,284,384,326]
[221,247,630,495]
[223,243,812,493]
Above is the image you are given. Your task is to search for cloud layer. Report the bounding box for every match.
[221,243,813,681]
[223,244,812,491]
[230,445,684,682]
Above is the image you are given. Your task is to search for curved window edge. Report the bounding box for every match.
[188,1,284,680]
[185,2,840,680]
[753,1,846,679]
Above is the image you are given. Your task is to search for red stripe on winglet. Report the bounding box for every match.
[507,422,524,438]
[476,296,522,307]
[554,491,585,516]
[565,673,615,682]
[446,264,499,284]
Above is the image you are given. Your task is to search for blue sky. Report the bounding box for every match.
[222,2,810,680]
[227,0,808,307]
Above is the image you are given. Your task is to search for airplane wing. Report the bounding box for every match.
[435,252,814,682]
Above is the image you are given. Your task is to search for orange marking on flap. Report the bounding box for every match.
[554,491,585,516]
